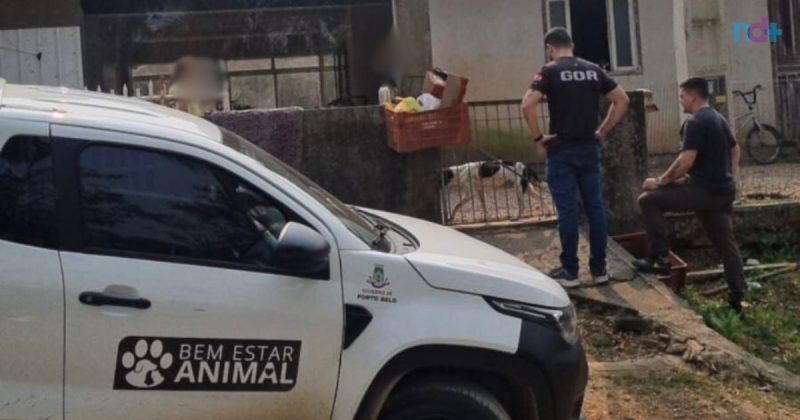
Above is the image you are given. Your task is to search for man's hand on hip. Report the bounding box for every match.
[642,177,660,191]
[535,134,557,150]
[594,130,607,142]
[540,134,557,145]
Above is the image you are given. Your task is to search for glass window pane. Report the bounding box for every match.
[131,63,174,78]
[549,1,568,29]
[0,137,57,248]
[230,74,276,110]
[226,58,272,72]
[275,56,320,70]
[277,72,321,108]
[79,145,277,268]
[613,0,634,68]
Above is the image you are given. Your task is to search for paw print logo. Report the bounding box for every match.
[121,339,174,389]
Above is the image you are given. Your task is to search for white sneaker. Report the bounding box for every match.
[556,278,582,289]
[591,268,610,285]
[548,267,581,289]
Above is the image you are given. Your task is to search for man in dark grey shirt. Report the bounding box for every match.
[635,77,746,317]
[522,28,629,288]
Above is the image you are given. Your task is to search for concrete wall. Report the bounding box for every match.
[602,92,649,235]
[428,0,545,101]
[667,203,800,249]
[613,0,685,154]
[686,0,778,130]
[302,106,441,221]
[0,27,84,88]
[393,0,433,94]
[210,106,442,222]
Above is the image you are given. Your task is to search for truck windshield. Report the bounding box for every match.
[219,127,385,250]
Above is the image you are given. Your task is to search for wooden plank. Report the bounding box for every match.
[687,263,797,282]
[701,265,799,297]
[0,29,22,82]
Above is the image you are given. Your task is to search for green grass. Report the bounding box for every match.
[684,274,800,374]
[741,233,800,264]
[469,128,545,163]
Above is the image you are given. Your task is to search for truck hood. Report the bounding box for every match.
[361,209,570,308]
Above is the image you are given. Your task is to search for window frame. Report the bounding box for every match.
[0,135,59,249]
[129,53,338,110]
[606,0,640,73]
[543,0,642,74]
[545,0,572,33]
[770,0,800,67]
[58,138,329,280]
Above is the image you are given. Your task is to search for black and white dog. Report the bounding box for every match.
[442,160,544,222]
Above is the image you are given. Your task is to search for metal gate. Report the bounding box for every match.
[440,100,557,225]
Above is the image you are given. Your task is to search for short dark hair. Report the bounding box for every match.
[544,27,573,48]
[680,77,710,100]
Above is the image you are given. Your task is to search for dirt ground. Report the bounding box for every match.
[583,362,800,420]
[576,302,800,419]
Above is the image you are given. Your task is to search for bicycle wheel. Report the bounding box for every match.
[745,124,783,164]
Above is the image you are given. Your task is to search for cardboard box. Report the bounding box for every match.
[422,69,469,108]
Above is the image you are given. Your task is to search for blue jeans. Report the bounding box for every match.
[546,142,608,276]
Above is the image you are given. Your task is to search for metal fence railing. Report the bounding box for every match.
[443,80,800,225]
[440,100,556,225]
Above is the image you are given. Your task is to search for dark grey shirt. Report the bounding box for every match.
[531,57,617,155]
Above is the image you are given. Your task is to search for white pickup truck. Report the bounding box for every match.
[0,79,587,420]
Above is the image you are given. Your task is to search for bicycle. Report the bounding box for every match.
[734,85,799,164]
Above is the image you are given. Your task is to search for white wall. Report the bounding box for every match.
[429,0,546,101]
[720,0,778,130]
[0,26,83,88]
[612,0,685,154]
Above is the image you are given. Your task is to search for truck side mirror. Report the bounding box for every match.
[274,222,330,277]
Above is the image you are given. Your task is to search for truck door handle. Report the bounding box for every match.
[79,291,151,309]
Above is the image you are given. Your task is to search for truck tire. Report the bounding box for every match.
[379,377,512,420]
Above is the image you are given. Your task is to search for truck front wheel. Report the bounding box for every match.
[379,377,512,420]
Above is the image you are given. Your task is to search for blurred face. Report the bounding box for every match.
[679,88,696,114]
[546,44,556,60]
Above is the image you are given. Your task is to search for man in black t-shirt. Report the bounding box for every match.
[635,77,746,317]
[522,28,630,288]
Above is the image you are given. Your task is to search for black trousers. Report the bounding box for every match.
[638,183,746,304]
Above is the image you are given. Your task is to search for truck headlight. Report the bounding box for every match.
[487,298,579,345]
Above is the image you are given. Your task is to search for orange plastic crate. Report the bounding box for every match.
[612,232,688,292]
[385,103,471,153]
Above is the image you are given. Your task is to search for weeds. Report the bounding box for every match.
[684,275,800,374]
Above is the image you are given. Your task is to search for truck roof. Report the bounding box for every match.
[0,79,222,142]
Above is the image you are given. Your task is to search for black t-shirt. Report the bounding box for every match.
[531,57,618,155]
[681,107,737,195]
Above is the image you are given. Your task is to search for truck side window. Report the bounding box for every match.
[79,144,289,269]
[0,136,58,248]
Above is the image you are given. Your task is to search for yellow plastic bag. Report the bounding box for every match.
[393,97,422,113]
